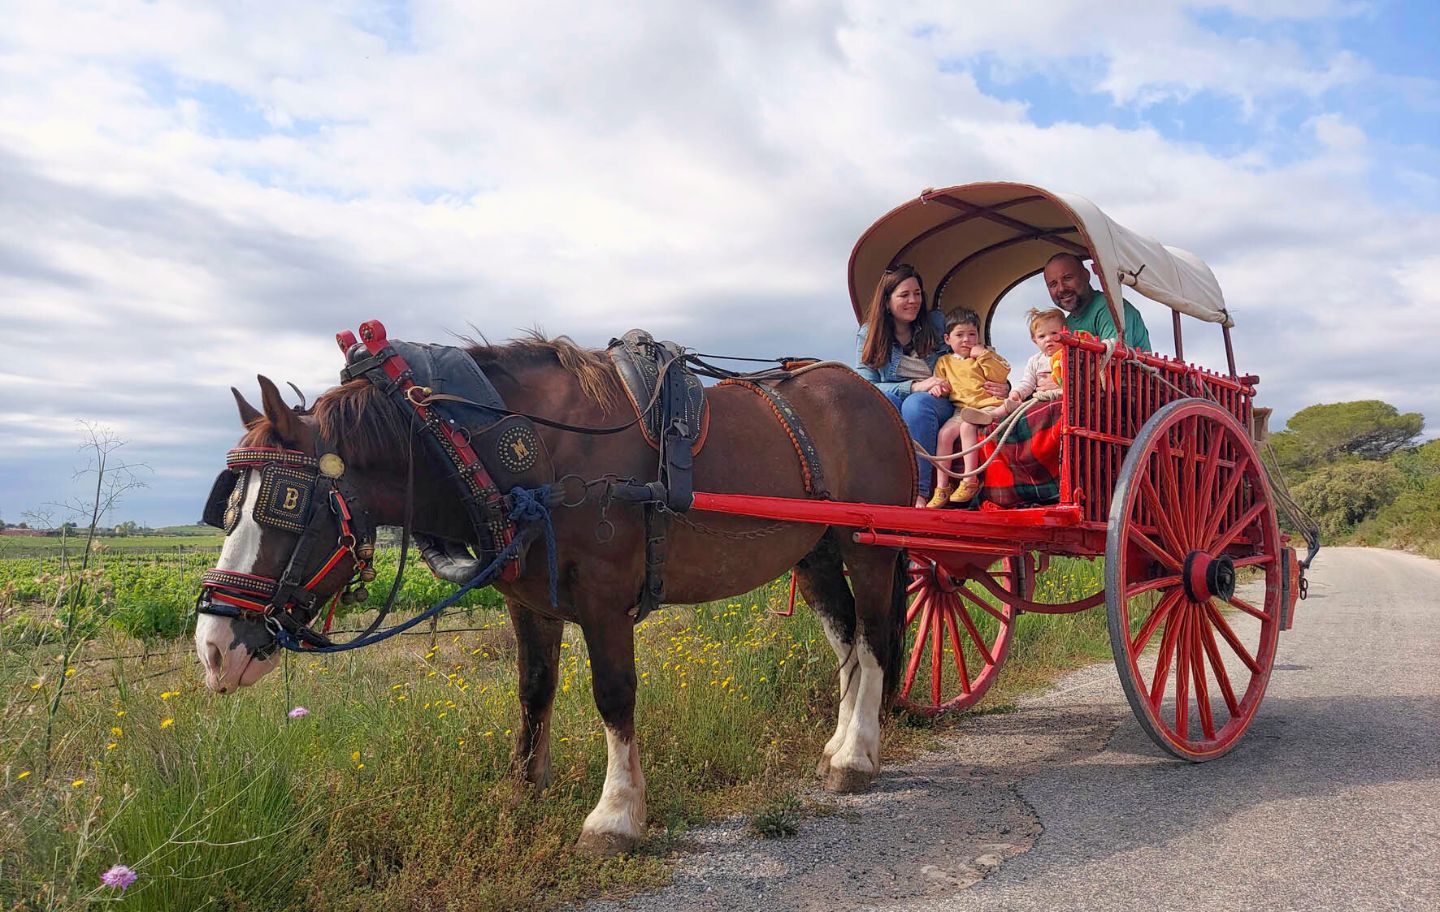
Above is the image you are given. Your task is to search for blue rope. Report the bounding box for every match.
[276,485,558,653]
[507,484,558,608]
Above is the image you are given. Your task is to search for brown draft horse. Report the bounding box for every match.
[194,336,913,854]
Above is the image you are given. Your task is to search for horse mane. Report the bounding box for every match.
[237,334,621,467]
[466,331,622,408]
[235,382,410,468]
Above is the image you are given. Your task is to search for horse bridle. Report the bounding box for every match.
[196,445,376,649]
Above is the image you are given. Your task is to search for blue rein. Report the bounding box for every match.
[273,484,558,654]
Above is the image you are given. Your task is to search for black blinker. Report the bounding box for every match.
[202,470,239,529]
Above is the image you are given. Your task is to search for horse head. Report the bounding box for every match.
[194,374,463,692]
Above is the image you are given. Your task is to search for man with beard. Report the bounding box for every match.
[1042,252,1152,352]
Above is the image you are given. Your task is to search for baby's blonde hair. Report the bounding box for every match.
[1026,307,1066,336]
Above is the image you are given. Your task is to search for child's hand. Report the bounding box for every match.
[1007,391,1022,403]
[969,344,989,358]
[928,384,947,398]
[982,380,1010,399]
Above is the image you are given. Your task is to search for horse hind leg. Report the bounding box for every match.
[804,540,904,794]
[508,598,563,790]
[832,543,905,788]
[793,533,872,791]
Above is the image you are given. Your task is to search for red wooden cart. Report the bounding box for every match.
[692,183,1316,761]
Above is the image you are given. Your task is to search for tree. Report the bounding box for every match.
[1271,401,1423,472]
[114,520,139,537]
[1292,461,1404,536]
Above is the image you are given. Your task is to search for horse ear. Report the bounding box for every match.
[256,375,310,448]
[232,387,263,426]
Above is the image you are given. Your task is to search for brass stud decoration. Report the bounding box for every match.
[497,425,540,474]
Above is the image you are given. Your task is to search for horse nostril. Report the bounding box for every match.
[206,642,224,676]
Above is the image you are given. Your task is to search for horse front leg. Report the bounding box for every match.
[575,610,646,855]
[508,599,563,789]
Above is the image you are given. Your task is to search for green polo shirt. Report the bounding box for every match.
[1066,290,1152,351]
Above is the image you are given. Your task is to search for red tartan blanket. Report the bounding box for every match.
[977,399,1063,507]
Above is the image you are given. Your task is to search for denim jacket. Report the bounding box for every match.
[853,309,947,397]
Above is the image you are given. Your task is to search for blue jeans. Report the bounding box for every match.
[885,390,955,497]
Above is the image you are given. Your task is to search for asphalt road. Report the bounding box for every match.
[584,547,1440,912]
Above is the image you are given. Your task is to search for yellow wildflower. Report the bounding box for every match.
[160,718,174,729]
[115,710,125,717]
[64,668,76,677]
[351,751,361,762]
[107,743,117,751]
[71,778,85,787]
[111,727,122,737]
[16,770,30,781]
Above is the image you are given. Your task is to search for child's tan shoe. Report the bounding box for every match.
[949,478,981,505]
[925,487,953,509]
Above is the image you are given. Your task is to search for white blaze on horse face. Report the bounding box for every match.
[580,727,647,847]
[195,471,280,693]
[829,634,883,775]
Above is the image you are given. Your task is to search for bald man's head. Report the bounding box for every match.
[1043,252,1095,314]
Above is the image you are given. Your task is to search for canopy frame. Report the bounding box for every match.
[848,182,1233,356]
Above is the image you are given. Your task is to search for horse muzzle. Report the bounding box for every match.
[195,612,282,693]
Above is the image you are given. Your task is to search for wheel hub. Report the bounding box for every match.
[1182,551,1236,602]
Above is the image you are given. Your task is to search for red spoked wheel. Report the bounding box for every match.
[896,554,1024,717]
[1106,399,1282,761]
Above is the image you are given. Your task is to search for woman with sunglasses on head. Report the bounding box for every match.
[855,264,953,507]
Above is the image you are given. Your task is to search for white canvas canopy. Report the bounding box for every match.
[848,183,1233,339]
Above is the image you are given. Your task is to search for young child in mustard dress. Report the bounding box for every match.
[925,309,1010,507]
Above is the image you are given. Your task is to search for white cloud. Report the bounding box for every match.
[0,1,1435,523]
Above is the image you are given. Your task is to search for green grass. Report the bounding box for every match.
[0,544,504,645]
[1,557,1114,911]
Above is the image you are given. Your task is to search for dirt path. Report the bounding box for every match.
[583,547,1440,912]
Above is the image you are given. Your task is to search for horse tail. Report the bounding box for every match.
[882,549,907,707]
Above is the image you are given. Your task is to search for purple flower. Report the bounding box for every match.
[287,706,310,718]
[101,864,138,891]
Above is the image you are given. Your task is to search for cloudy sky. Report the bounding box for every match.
[1,1,1437,526]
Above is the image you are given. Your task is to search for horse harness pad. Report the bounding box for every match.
[608,330,709,461]
[339,322,554,578]
[605,329,715,620]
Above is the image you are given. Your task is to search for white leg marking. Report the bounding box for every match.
[831,635,883,774]
[580,727,647,844]
[818,615,859,761]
